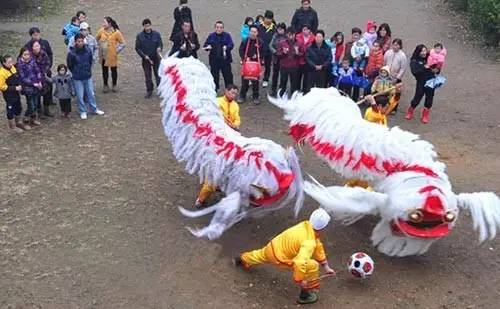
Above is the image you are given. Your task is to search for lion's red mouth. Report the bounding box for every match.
[391,219,451,238]
[390,186,455,239]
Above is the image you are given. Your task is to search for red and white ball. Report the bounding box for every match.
[347,252,374,279]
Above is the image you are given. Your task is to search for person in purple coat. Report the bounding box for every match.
[203,21,234,92]
[30,40,54,117]
[17,47,43,126]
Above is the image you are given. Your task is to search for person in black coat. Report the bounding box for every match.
[305,30,332,93]
[258,10,276,89]
[291,0,319,33]
[169,0,194,42]
[135,19,163,98]
[406,44,440,124]
[238,25,264,104]
[169,20,200,59]
[203,21,234,92]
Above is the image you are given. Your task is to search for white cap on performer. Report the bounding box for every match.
[80,22,90,30]
[310,208,331,230]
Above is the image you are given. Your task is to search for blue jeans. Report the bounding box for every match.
[24,94,39,117]
[73,78,98,114]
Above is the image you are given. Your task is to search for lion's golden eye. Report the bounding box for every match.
[408,210,424,223]
[443,211,456,223]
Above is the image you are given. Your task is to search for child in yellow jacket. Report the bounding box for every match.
[234,209,336,305]
[195,85,241,208]
[364,94,389,126]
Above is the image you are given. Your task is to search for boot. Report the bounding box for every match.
[421,108,431,124]
[16,117,31,131]
[30,114,41,126]
[43,103,54,117]
[232,255,243,268]
[405,107,415,120]
[297,290,318,305]
[8,119,24,133]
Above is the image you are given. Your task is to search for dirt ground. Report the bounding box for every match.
[1,0,499,308]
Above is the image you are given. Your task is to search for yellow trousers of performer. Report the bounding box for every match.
[197,181,217,203]
[241,243,320,290]
[345,179,372,191]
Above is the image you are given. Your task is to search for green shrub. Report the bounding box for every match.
[448,0,500,46]
[468,0,500,46]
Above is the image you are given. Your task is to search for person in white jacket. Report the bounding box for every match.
[383,38,407,113]
[351,37,370,71]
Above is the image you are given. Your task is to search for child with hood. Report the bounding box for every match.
[363,20,378,48]
[371,66,395,98]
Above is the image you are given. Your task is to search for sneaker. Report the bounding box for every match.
[80,112,87,120]
[297,291,318,305]
[145,92,152,99]
[95,109,105,116]
[252,98,260,105]
[111,85,118,93]
[262,81,269,88]
[237,96,246,104]
[103,85,110,93]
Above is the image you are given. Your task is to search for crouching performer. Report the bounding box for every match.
[234,209,335,305]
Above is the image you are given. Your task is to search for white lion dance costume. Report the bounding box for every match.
[270,87,500,257]
[158,55,304,240]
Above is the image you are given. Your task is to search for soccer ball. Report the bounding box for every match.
[347,252,374,279]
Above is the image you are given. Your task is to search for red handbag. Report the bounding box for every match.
[241,39,262,80]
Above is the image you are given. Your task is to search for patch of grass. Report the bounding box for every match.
[447,0,500,46]
[0,0,65,20]
[0,31,24,57]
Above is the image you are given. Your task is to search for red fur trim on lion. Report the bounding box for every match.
[165,65,294,206]
[289,123,438,178]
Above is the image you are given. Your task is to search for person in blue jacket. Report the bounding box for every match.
[203,21,234,92]
[63,16,81,45]
[67,34,105,120]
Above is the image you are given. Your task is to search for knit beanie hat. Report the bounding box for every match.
[366,20,377,32]
[310,209,331,230]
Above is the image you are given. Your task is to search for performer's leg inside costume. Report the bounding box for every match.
[345,179,372,191]
[197,181,218,204]
[241,243,277,268]
[294,259,320,290]
[242,244,320,290]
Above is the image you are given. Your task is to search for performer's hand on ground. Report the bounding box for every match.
[323,264,336,275]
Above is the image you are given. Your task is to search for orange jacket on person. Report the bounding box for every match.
[365,48,384,78]
[96,27,126,67]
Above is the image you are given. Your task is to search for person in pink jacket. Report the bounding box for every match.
[427,42,447,69]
